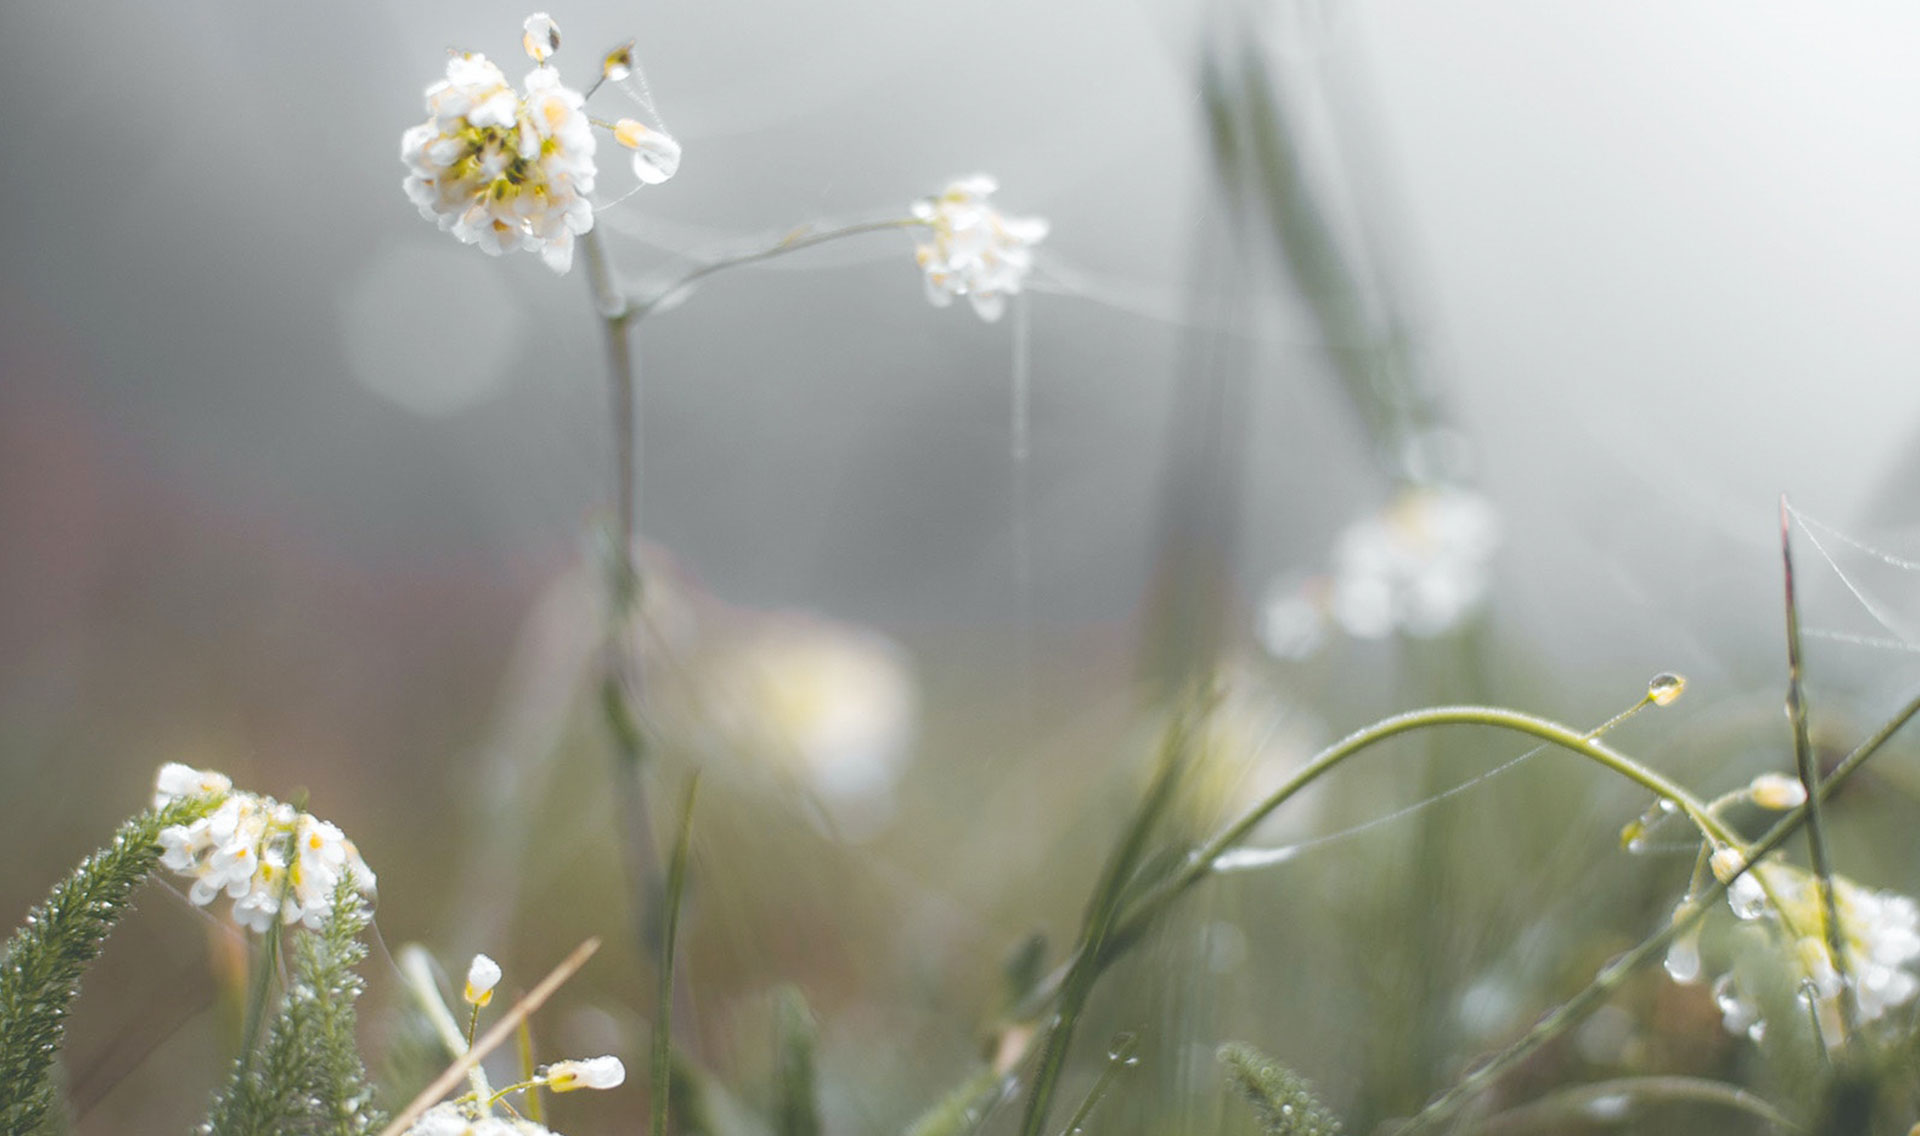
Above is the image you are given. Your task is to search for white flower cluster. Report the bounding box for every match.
[1260,486,1500,658]
[153,763,376,934]
[402,14,681,274]
[912,175,1048,322]
[1667,851,1920,1046]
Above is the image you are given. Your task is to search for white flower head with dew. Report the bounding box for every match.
[1674,853,1920,1046]
[153,764,376,932]
[912,175,1049,322]
[402,15,605,274]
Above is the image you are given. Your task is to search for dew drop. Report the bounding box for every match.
[1648,672,1686,706]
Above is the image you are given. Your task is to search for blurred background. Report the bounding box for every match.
[7,1,1920,1132]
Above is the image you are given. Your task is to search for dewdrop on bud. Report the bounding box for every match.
[544,1055,626,1092]
[603,41,635,81]
[614,118,682,185]
[1619,797,1676,853]
[523,13,561,63]
[1664,909,1702,983]
[1748,772,1807,810]
[1710,846,1770,919]
[1648,672,1686,707]
[464,954,501,1007]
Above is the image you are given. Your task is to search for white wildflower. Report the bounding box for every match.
[1327,486,1500,640]
[1676,855,1920,1046]
[912,175,1048,322]
[1259,486,1500,657]
[151,764,375,932]
[153,762,232,808]
[543,1054,626,1092]
[402,48,597,273]
[465,953,502,1007]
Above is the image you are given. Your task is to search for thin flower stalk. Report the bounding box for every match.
[1107,702,1737,968]
[628,218,925,320]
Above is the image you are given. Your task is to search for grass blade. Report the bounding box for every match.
[654,773,701,1136]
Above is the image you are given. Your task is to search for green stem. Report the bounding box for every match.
[518,1015,545,1126]
[1779,496,1855,1037]
[396,945,494,1104]
[629,218,924,320]
[1017,702,1197,1136]
[1053,1033,1136,1136]
[653,774,701,1136]
[1110,704,1734,959]
[580,226,662,974]
[231,828,301,1088]
[1473,1075,1801,1134]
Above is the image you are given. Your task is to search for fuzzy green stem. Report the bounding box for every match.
[0,796,222,1134]
[629,218,924,320]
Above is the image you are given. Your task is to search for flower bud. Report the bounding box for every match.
[603,41,635,81]
[523,13,561,63]
[545,1055,626,1091]
[465,953,502,1007]
[614,119,681,184]
[1748,772,1807,810]
[1648,672,1686,707]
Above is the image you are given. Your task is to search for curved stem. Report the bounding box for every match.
[629,218,924,319]
[1473,1076,1802,1134]
[1108,705,1733,957]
